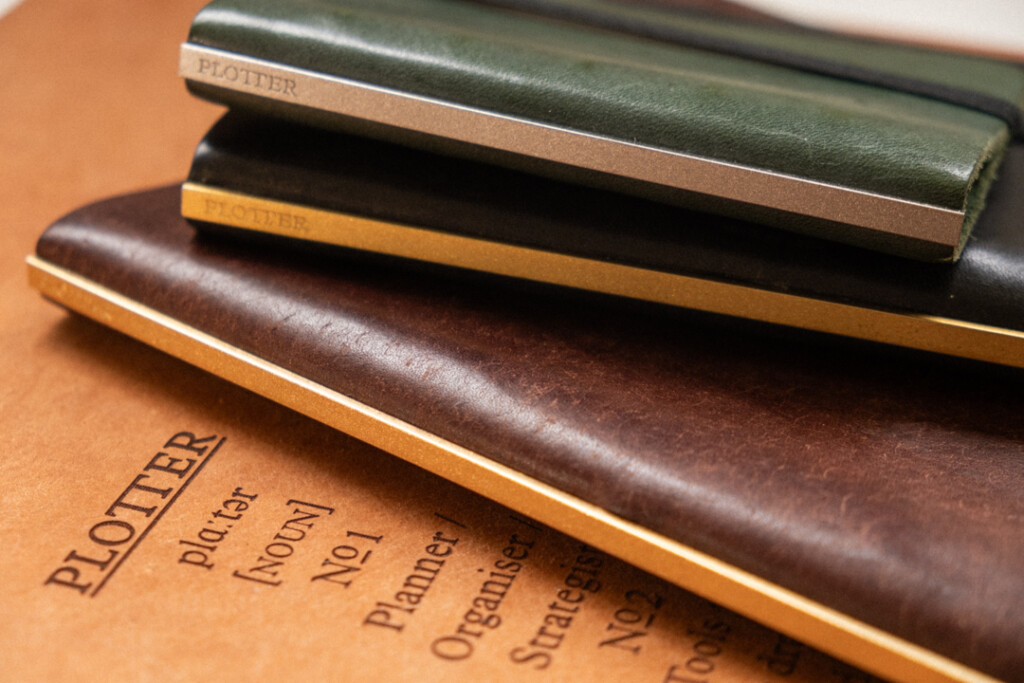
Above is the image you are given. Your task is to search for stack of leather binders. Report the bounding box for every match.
[27,1,1024,681]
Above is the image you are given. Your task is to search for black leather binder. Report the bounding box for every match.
[183,113,1024,370]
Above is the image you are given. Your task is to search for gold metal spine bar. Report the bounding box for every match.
[26,256,998,683]
[181,184,1024,370]
[178,43,965,248]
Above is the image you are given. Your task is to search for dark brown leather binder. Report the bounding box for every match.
[28,187,1024,683]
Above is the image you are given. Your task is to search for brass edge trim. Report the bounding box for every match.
[182,184,1024,370]
[178,43,965,247]
[26,255,998,683]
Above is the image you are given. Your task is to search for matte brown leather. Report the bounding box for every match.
[36,188,1024,681]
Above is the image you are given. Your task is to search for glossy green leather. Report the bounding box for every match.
[186,0,1023,255]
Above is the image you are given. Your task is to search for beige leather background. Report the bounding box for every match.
[0,0,220,379]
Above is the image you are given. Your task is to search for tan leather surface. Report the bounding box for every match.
[5,2,1023,682]
[0,0,220,331]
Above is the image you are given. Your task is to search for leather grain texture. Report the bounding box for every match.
[184,0,1023,256]
[188,112,1024,335]
[36,187,1024,681]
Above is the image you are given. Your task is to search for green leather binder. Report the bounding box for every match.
[180,0,1024,261]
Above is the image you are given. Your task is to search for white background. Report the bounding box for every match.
[740,0,1024,56]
